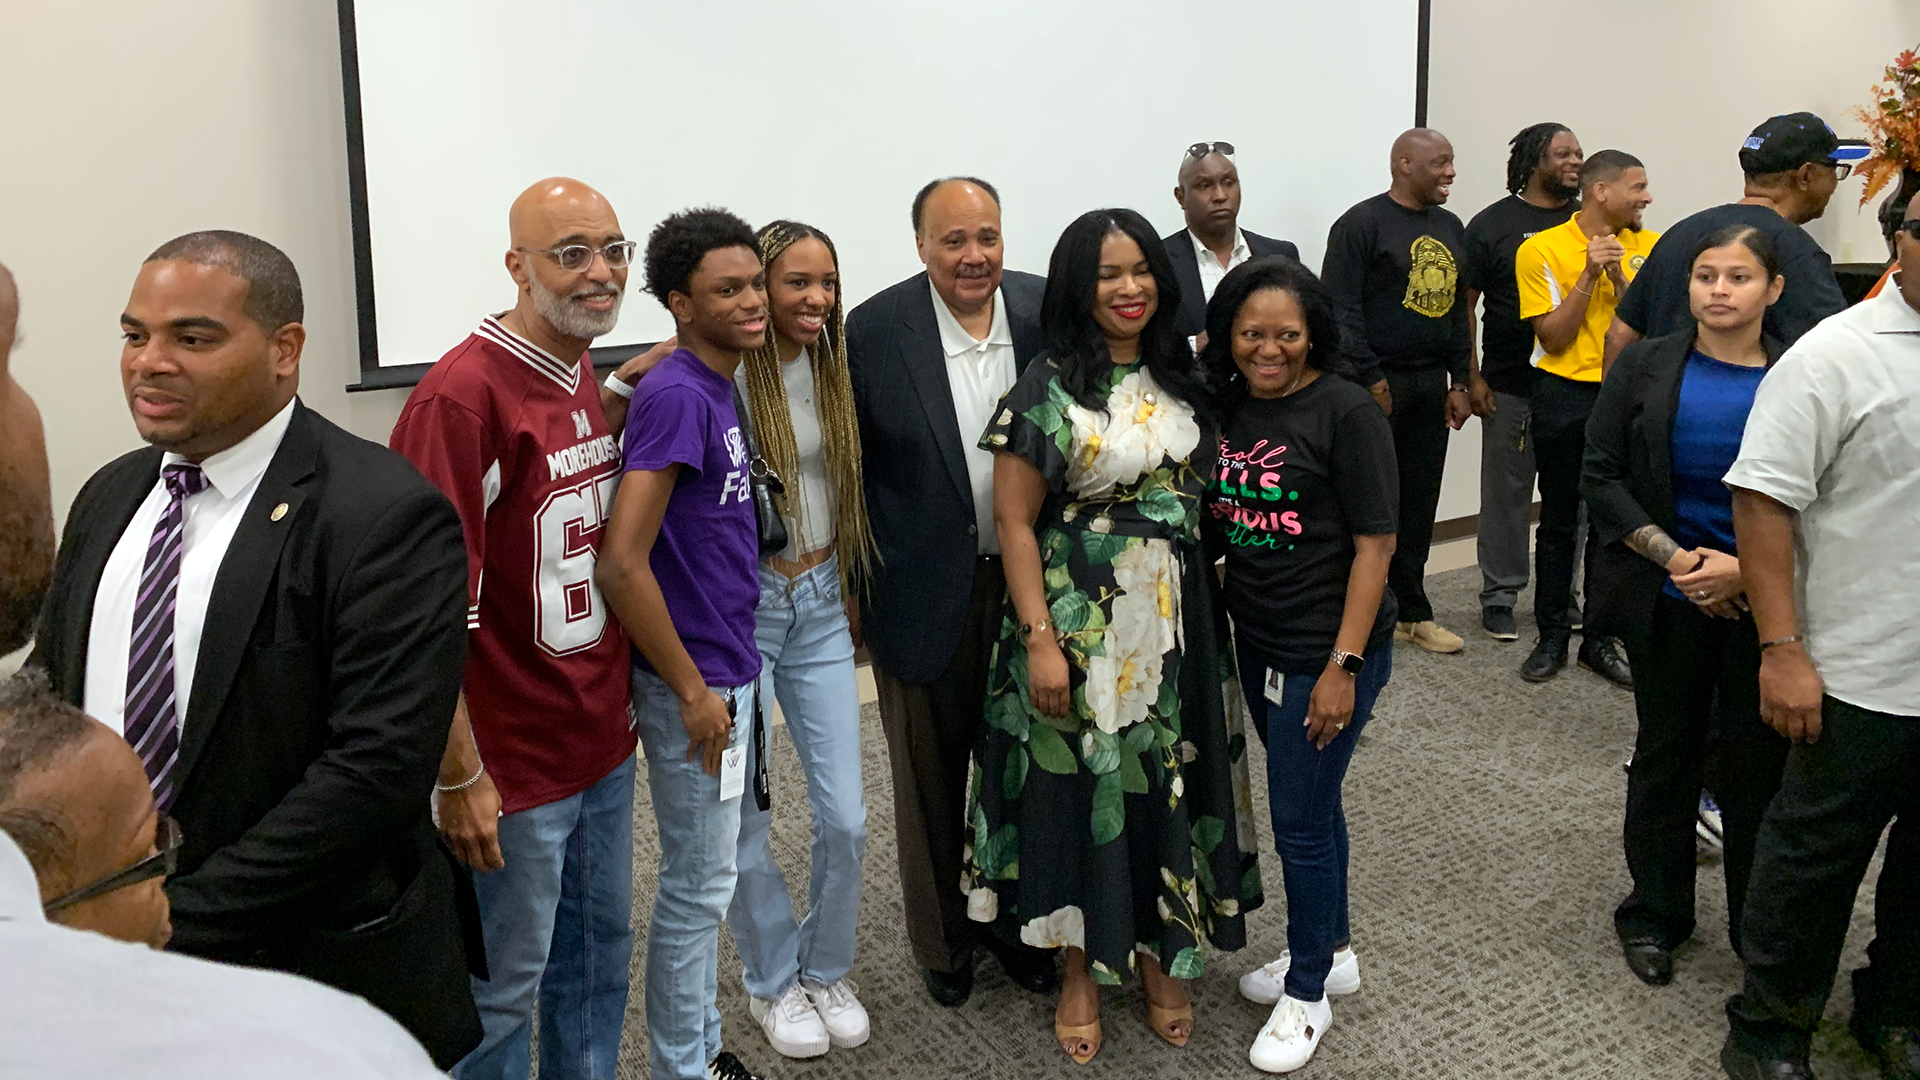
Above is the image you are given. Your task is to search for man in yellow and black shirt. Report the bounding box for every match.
[1513,149,1656,686]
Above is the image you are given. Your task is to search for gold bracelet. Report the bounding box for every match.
[1759,634,1803,651]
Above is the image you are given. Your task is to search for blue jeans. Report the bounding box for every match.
[633,668,757,1080]
[455,754,636,1080]
[727,555,868,999]
[1238,640,1393,1002]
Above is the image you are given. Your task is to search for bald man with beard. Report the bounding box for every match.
[391,178,660,1080]
[0,263,54,656]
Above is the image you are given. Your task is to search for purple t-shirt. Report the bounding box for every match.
[620,349,762,688]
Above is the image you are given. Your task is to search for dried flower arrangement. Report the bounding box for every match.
[1855,46,1920,206]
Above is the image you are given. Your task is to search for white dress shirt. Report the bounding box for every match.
[0,833,443,1079]
[929,281,1016,555]
[1724,281,1920,717]
[83,398,298,736]
[1192,227,1252,304]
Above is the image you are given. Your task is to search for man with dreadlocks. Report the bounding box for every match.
[391,177,641,1080]
[721,220,878,1060]
[1461,122,1582,644]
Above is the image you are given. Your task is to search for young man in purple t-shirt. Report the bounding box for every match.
[597,208,769,1080]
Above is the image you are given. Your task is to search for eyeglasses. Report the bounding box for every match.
[1831,162,1854,182]
[1186,141,1236,159]
[1897,220,1920,242]
[42,814,181,914]
[516,240,637,273]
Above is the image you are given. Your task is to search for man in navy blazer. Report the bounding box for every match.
[1161,143,1301,339]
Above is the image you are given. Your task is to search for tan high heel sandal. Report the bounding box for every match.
[1055,974,1103,1064]
[1146,996,1193,1047]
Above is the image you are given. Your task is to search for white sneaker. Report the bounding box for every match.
[802,977,871,1049]
[1238,947,1360,1004]
[1249,994,1332,1074]
[748,982,830,1059]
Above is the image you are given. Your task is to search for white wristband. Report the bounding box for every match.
[604,371,636,399]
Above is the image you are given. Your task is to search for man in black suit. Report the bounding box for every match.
[846,176,1055,1007]
[28,231,482,1067]
[1161,142,1300,341]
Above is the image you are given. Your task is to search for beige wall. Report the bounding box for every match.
[1427,0,1920,521]
[3,0,1916,535]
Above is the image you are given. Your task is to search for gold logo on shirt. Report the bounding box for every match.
[1629,254,1646,272]
[1403,236,1457,319]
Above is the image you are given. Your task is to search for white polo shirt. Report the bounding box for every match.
[930,281,1016,555]
[1724,280,1920,717]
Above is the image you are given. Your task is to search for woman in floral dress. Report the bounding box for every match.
[965,207,1262,1064]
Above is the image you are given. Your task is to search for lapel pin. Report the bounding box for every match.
[270,502,288,522]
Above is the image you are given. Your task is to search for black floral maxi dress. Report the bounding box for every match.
[962,354,1263,985]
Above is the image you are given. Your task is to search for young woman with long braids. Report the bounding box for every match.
[721,220,880,1062]
[967,207,1261,1065]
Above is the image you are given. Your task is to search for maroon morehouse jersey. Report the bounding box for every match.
[391,315,634,814]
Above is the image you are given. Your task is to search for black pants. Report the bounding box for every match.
[1385,366,1449,624]
[1727,695,1920,1059]
[873,556,1006,973]
[1530,372,1601,642]
[1617,595,1789,953]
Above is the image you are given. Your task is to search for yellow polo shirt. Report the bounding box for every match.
[1515,214,1660,382]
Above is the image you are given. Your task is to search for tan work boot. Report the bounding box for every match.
[1395,620,1465,654]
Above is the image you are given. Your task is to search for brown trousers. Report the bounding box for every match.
[873,556,1005,973]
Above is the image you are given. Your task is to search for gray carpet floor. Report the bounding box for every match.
[622,565,1888,1079]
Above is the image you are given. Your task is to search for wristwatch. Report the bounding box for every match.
[1330,648,1365,675]
[1019,619,1054,647]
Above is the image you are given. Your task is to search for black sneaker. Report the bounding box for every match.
[709,1051,767,1080]
[1520,638,1568,682]
[1578,636,1634,691]
[1482,606,1518,641]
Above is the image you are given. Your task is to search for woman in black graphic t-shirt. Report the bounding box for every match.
[1198,256,1399,1075]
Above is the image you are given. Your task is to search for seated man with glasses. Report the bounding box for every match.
[391,176,651,1080]
[0,671,444,1077]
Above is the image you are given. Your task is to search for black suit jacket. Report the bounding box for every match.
[846,270,1046,683]
[1580,331,1784,645]
[31,401,482,1067]
[1160,227,1301,338]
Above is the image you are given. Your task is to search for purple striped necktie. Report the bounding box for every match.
[123,462,210,811]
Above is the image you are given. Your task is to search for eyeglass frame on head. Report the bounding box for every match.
[41,813,182,914]
[515,240,637,274]
[1186,141,1236,160]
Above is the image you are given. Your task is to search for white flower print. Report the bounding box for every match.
[1020,905,1086,951]
[1086,611,1165,735]
[1110,542,1182,655]
[1062,370,1200,499]
[968,887,999,923]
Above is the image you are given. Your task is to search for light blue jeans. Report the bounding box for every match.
[455,754,636,1080]
[632,667,757,1080]
[726,555,868,1000]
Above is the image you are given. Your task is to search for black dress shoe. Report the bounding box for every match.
[980,932,1059,994]
[922,963,975,1007]
[1482,606,1519,641]
[1579,636,1635,690]
[1852,1018,1920,1080]
[1520,638,1568,682]
[1719,1040,1812,1080]
[1620,937,1674,985]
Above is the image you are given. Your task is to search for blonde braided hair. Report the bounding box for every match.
[739,220,876,595]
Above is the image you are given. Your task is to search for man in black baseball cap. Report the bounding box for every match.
[1604,112,1857,366]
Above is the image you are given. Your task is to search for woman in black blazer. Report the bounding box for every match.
[1582,223,1794,987]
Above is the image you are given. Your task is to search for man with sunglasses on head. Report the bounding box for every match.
[0,672,446,1077]
[1161,141,1300,342]
[392,177,660,1080]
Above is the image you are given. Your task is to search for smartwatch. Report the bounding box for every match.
[1330,648,1365,675]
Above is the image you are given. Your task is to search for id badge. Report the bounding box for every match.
[1263,668,1286,706]
[719,743,747,801]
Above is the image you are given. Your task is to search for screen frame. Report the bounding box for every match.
[338,0,1432,391]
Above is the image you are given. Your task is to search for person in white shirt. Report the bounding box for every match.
[1718,201,1920,1080]
[844,177,1057,1007]
[0,672,443,1079]
[1160,142,1301,342]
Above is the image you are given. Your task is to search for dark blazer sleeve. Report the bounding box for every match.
[1581,340,1658,546]
[164,485,468,946]
[1246,231,1300,264]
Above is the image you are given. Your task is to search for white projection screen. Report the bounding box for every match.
[342,0,1421,383]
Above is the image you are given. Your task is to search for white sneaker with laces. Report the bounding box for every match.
[1249,994,1333,1074]
[748,981,830,1059]
[1239,947,1360,1004]
[802,977,871,1048]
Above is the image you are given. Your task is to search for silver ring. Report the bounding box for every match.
[1334,722,1346,730]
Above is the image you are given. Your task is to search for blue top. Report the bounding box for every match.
[1662,349,1767,600]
